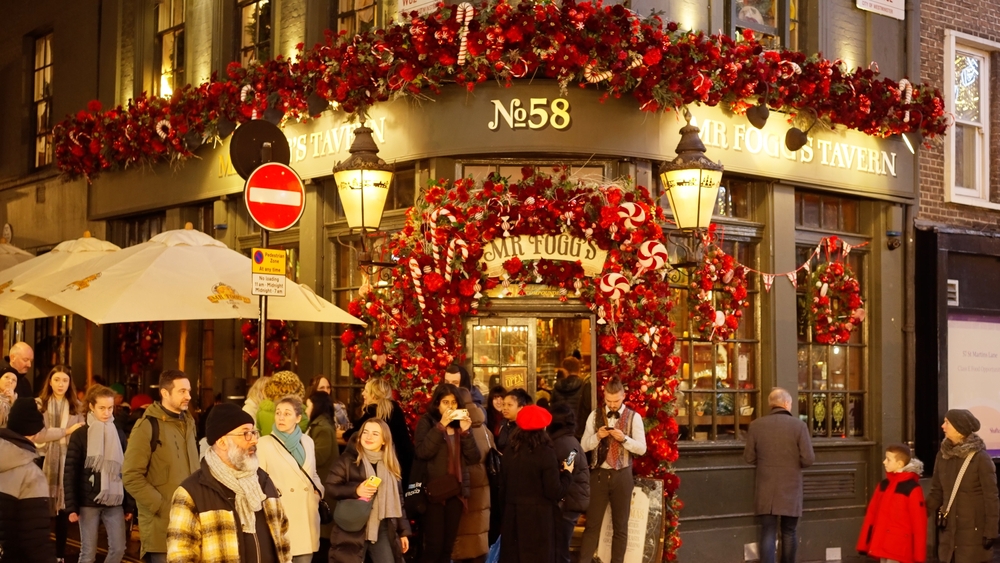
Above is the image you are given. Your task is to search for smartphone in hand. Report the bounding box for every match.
[566,450,577,466]
[365,475,382,488]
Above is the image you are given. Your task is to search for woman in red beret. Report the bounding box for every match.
[499,405,574,563]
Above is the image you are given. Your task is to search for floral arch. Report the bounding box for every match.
[342,167,685,558]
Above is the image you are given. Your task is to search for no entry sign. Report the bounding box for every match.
[244,162,306,232]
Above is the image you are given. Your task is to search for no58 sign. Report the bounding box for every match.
[488,98,571,131]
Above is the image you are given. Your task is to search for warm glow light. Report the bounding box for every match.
[660,167,723,230]
[333,168,392,230]
[160,75,173,98]
[902,133,915,155]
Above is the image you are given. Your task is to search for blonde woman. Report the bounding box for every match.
[242,374,272,420]
[256,395,323,563]
[34,365,85,563]
[328,418,411,563]
[256,371,308,437]
[344,378,414,484]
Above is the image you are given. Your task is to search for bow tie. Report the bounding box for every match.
[607,410,620,420]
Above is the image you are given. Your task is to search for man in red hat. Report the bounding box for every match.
[578,377,646,563]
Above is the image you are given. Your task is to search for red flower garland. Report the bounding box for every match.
[117,322,163,375]
[241,319,292,375]
[808,261,865,345]
[688,244,749,341]
[52,1,948,181]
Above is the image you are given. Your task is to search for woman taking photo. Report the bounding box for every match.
[927,409,1000,563]
[307,390,339,563]
[327,418,411,563]
[256,395,324,563]
[499,405,573,563]
[33,365,85,563]
[414,383,480,563]
[345,378,414,484]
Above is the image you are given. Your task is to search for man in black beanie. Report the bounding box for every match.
[167,402,291,563]
[0,397,57,563]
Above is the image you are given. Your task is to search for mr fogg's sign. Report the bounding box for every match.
[480,234,608,277]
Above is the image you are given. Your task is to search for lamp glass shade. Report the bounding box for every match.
[334,168,393,230]
[660,167,723,230]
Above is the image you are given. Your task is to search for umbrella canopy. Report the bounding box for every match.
[0,239,35,273]
[16,226,363,326]
[0,233,120,319]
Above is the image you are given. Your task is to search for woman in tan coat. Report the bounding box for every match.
[449,385,491,563]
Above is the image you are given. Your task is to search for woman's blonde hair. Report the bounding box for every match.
[246,375,272,405]
[363,378,394,422]
[354,418,401,480]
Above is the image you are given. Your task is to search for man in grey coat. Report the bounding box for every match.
[744,388,815,563]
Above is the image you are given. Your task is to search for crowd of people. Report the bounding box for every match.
[0,340,995,563]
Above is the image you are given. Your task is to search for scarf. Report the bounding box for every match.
[360,448,403,543]
[444,431,464,488]
[271,424,305,467]
[42,397,71,512]
[205,448,268,533]
[941,432,986,459]
[85,413,124,506]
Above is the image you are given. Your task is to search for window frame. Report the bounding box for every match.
[154,0,186,98]
[237,0,273,66]
[331,0,382,36]
[726,0,800,50]
[945,30,1000,210]
[32,32,54,169]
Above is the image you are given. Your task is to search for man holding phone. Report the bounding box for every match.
[578,377,646,563]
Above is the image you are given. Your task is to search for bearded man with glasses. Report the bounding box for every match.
[167,402,291,563]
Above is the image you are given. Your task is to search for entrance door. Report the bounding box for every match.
[465,315,594,400]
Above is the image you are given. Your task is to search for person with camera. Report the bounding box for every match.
[413,383,480,563]
[927,409,999,563]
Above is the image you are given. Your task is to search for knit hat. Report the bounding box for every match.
[945,409,981,437]
[206,402,255,445]
[8,397,45,437]
[264,371,304,400]
[516,405,552,431]
[130,393,154,411]
[110,383,126,396]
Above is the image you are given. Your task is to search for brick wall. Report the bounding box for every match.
[118,0,134,104]
[919,0,1000,229]
[279,0,306,59]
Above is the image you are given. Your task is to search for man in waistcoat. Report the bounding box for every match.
[578,377,646,563]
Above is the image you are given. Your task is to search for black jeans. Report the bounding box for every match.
[579,467,633,563]
[555,510,581,563]
[421,496,464,563]
[55,509,70,559]
[759,514,798,563]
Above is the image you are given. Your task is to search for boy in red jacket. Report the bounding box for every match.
[857,444,927,563]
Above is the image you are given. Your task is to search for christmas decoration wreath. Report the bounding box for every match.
[117,321,163,375]
[808,261,865,345]
[341,168,685,559]
[688,244,749,341]
[242,319,293,375]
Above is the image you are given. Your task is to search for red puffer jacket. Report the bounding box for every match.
[857,459,927,563]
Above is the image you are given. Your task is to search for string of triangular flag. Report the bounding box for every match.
[736,236,869,293]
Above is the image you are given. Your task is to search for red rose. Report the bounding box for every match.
[458,278,477,297]
[340,330,356,347]
[599,335,618,352]
[642,48,661,66]
[503,256,523,276]
[423,272,445,293]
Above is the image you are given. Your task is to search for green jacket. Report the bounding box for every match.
[122,402,199,557]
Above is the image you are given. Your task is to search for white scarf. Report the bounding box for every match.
[205,448,267,533]
[360,448,402,543]
[85,412,124,506]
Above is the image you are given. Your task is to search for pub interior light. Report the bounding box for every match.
[658,109,724,231]
[333,123,394,232]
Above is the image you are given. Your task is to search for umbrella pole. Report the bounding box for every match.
[179,319,187,372]
[85,320,93,388]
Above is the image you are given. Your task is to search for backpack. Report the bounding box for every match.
[146,416,161,454]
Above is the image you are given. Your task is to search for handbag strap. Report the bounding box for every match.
[269,434,323,496]
[944,452,976,516]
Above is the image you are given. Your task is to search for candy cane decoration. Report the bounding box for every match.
[869,61,880,74]
[456,2,474,65]
[155,120,171,140]
[69,131,83,146]
[584,61,613,83]
[897,78,913,123]
[443,239,469,283]
[779,61,801,78]
[409,258,426,310]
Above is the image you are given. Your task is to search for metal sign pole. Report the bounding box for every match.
[258,230,269,376]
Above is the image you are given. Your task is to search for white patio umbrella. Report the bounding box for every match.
[16,225,364,369]
[0,238,34,272]
[0,232,120,320]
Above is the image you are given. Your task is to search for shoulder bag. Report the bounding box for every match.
[269,434,333,525]
[937,452,975,530]
[484,428,502,478]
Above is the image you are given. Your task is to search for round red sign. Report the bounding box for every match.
[244,162,306,232]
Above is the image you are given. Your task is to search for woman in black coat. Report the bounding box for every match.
[345,378,415,485]
[327,418,411,563]
[413,383,480,563]
[500,405,573,563]
[547,403,589,563]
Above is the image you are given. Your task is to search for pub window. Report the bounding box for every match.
[460,161,610,185]
[331,0,379,35]
[238,0,272,65]
[107,212,167,248]
[727,0,805,51]
[32,33,53,168]
[155,0,185,97]
[672,237,761,441]
[794,191,869,438]
[944,30,1000,209]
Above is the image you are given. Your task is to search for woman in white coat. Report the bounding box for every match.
[257,394,323,563]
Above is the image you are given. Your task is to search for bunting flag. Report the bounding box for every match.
[803,260,812,274]
[843,241,852,257]
[786,271,798,288]
[762,273,775,292]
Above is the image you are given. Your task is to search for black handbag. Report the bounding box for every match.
[333,494,376,532]
[425,473,461,503]
[484,430,502,478]
[269,435,333,525]
[405,458,429,515]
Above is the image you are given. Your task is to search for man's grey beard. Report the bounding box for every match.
[225,438,259,472]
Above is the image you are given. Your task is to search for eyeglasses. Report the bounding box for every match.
[227,429,260,441]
